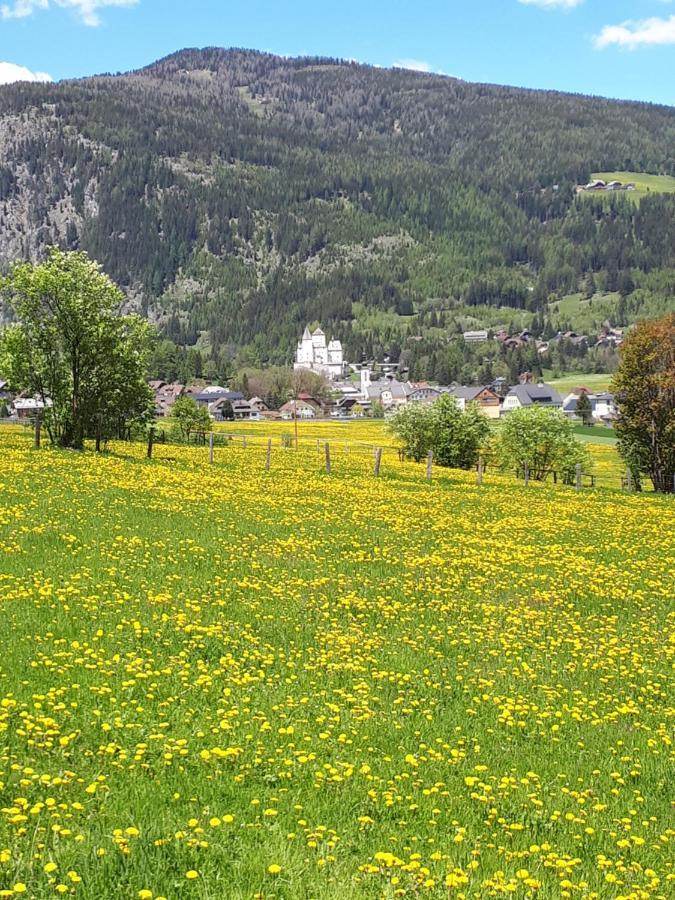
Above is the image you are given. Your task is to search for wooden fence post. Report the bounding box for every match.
[34,413,42,450]
[266,438,272,471]
[426,450,433,482]
[374,447,382,478]
[625,469,633,492]
[477,455,483,485]
[523,461,529,487]
[209,431,214,464]
[94,414,102,453]
[317,439,320,453]
[324,442,331,474]
[147,426,155,459]
[575,463,582,492]
[242,436,247,449]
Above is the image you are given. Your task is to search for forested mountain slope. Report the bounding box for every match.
[0,47,673,381]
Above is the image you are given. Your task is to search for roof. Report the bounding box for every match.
[507,384,562,406]
[196,390,243,402]
[12,397,48,410]
[279,400,315,412]
[451,386,483,402]
[157,383,184,398]
[367,380,411,400]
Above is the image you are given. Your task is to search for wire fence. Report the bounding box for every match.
[2,419,662,495]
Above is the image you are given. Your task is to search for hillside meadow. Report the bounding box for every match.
[0,424,673,899]
[590,173,675,203]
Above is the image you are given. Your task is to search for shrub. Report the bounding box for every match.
[496,405,589,482]
[388,394,490,469]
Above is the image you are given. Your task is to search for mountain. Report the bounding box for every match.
[1,47,674,382]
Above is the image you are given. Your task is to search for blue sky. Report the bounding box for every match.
[1,1,674,105]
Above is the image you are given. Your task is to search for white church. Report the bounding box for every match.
[294,326,345,380]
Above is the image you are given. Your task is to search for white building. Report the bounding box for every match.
[463,330,489,344]
[294,326,344,380]
[562,390,616,422]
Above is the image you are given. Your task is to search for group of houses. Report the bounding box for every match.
[0,321,618,427]
[463,322,625,353]
[149,381,264,421]
[576,178,636,194]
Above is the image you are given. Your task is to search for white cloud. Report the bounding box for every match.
[594,15,675,49]
[518,0,584,8]
[0,60,52,83]
[1,0,138,27]
[393,58,433,73]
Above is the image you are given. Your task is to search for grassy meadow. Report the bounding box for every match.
[0,423,673,899]
[590,172,675,203]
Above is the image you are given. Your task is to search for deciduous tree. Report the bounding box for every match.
[388,395,490,468]
[496,405,588,482]
[0,249,153,449]
[172,396,212,441]
[612,313,674,493]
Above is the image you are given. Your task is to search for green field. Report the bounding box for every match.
[588,171,675,203]
[546,292,621,335]
[0,425,672,898]
[545,371,613,395]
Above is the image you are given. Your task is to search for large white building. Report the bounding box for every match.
[294,326,344,380]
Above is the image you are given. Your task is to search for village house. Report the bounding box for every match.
[407,383,442,403]
[595,323,624,348]
[502,383,563,413]
[248,396,269,413]
[562,389,616,423]
[195,386,244,408]
[296,392,325,414]
[152,382,185,417]
[207,397,258,421]
[366,375,412,410]
[554,330,588,348]
[279,399,317,419]
[448,385,502,419]
[11,396,49,419]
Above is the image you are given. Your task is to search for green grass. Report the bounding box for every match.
[546,291,621,333]
[0,426,672,898]
[545,371,613,395]
[590,171,675,202]
[572,427,618,448]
